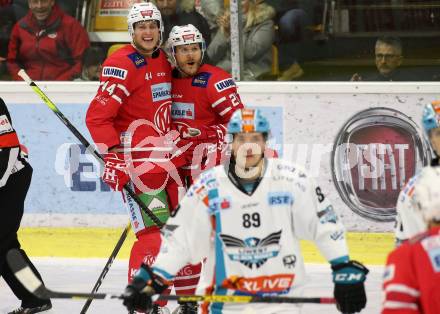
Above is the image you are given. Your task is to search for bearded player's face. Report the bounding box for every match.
[175,44,202,77]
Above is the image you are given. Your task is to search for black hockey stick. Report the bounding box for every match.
[79,221,131,313]
[7,249,335,304]
[17,69,163,228]
[17,69,164,312]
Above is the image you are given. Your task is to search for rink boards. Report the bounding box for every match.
[1,81,440,233]
[18,227,393,265]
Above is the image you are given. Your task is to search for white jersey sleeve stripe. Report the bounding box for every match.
[219,107,232,116]
[383,300,419,310]
[0,147,19,188]
[211,97,226,108]
[111,94,122,104]
[115,147,173,152]
[385,284,420,297]
[117,84,130,96]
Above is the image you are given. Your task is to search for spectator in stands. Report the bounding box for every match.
[267,0,314,81]
[12,0,80,20]
[351,36,408,81]
[207,0,275,80]
[199,0,223,32]
[74,46,105,81]
[154,0,211,45]
[0,0,14,79]
[7,0,90,81]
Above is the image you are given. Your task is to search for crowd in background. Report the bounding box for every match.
[1,0,440,81]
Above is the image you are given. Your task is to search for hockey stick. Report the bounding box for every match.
[17,69,163,228]
[79,221,131,313]
[6,249,335,304]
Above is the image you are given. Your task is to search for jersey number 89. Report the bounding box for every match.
[243,213,261,228]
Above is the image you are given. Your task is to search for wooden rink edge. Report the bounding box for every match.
[18,228,394,265]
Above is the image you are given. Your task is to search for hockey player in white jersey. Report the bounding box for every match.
[395,100,440,245]
[121,108,368,314]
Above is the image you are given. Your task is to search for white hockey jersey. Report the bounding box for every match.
[394,171,428,244]
[152,158,348,313]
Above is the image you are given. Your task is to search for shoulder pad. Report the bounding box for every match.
[192,72,211,88]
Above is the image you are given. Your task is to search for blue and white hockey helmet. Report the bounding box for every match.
[422,100,440,133]
[228,108,270,135]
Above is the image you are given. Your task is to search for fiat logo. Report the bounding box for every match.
[332,107,430,222]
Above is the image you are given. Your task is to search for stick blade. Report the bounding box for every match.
[6,249,50,299]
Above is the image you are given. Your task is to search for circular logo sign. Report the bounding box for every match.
[332,107,430,222]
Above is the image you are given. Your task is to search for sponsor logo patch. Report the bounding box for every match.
[127,52,146,68]
[220,230,282,269]
[0,115,13,135]
[214,78,235,92]
[383,264,395,282]
[102,66,128,80]
[192,72,211,88]
[282,255,297,269]
[120,132,132,148]
[151,83,171,102]
[219,197,231,209]
[268,192,294,206]
[171,102,195,120]
[330,230,344,240]
[223,274,294,295]
[182,34,195,41]
[140,10,153,18]
[422,236,440,272]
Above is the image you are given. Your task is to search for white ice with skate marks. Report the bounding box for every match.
[0,258,384,313]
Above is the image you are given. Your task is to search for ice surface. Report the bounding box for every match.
[0,258,383,313]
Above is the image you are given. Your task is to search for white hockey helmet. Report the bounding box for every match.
[166,24,206,67]
[411,167,440,225]
[127,2,164,44]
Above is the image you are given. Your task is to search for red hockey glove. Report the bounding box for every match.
[102,152,130,191]
[179,125,218,142]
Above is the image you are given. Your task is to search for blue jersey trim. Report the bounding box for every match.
[330,255,349,266]
[212,210,227,313]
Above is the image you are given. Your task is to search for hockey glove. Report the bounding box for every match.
[102,153,130,191]
[122,263,169,313]
[331,260,369,313]
[179,125,219,141]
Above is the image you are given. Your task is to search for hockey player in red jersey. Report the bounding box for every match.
[85,3,187,313]
[382,167,440,314]
[154,24,244,314]
[166,24,244,187]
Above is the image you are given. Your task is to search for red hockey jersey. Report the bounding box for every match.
[86,45,174,175]
[171,64,243,175]
[382,226,440,314]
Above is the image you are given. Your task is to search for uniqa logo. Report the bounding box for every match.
[331,107,430,222]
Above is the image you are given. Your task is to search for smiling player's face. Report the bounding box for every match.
[132,21,160,55]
